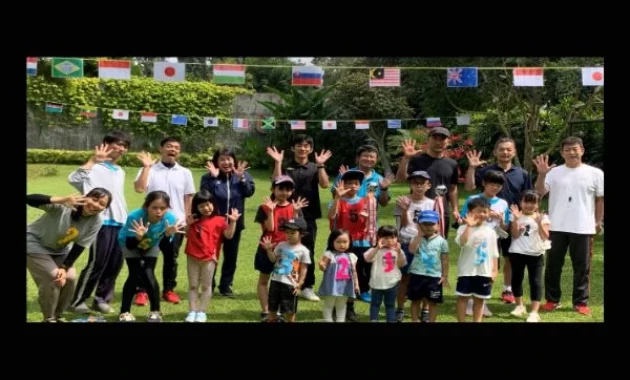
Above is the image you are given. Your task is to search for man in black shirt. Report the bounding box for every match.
[267,134,332,302]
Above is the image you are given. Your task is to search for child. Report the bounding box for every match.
[454,197,499,322]
[328,169,370,321]
[254,175,308,322]
[459,169,511,316]
[363,226,407,322]
[118,191,185,322]
[394,170,435,322]
[508,190,551,322]
[260,218,311,322]
[184,190,241,322]
[407,210,449,322]
[317,229,360,322]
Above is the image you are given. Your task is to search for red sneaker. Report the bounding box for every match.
[501,291,515,304]
[541,301,561,312]
[163,290,181,304]
[574,304,592,316]
[134,292,148,306]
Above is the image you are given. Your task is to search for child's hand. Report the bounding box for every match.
[260,236,274,251]
[354,283,360,294]
[165,220,186,236]
[338,165,349,176]
[510,204,522,219]
[262,196,278,211]
[376,238,384,249]
[395,242,402,252]
[334,182,350,198]
[491,269,498,282]
[318,261,327,271]
[533,212,544,224]
[227,208,241,222]
[489,210,503,221]
[463,214,477,227]
[396,196,411,211]
[292,196,310,211]
[129,219,149,240]
[438,275,450,289]
[293,284,301,295]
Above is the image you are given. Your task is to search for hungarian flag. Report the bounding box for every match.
[369,67,400,87]
[140,112,157,123]
[513,68,544,87]
[80,108,97,118]
[154,62,186,82]
[213,64,246,84]
[99,60,131,80]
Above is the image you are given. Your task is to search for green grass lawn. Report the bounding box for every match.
[26,164,604,323]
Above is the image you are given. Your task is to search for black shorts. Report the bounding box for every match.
[455,276,492,299]
[498,236,512,257]
[254,245,274,274]
[268,281,298,314]
[407,274,443,303]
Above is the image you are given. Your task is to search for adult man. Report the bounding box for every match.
[533,136,603,316]
[69,131,131,314]
[465,137,533,304]
[133,137,195,305]
[267,134,332,302]
[396,127,461,238]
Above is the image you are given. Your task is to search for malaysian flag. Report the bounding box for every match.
[369,67,400,87]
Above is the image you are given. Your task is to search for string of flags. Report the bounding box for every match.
[26,58,605,87]
[33,99,478,130]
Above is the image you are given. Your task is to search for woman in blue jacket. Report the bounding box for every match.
[200,148,255,297]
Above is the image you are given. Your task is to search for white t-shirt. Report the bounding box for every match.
[509,214,551,256]
[455,225,499,277]
[324,251,358,267]
[365,247,405,289]
[394,196,435,243]
[135,162,196,223]
[270,242,311,286]
[544,164,603,235]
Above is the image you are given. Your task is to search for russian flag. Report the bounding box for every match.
[292,66,324,86]
[426,117,441,127]
[27,57,37,76]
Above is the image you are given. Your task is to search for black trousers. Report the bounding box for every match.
[122,257,159,313]
[510,253,544,301]
[213,228,243,292]
[137,233,183,294]
[301,219,318,289]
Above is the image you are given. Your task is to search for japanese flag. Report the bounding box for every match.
[154,62,186,82]
[582,67,604,86]
[112,109,129,120]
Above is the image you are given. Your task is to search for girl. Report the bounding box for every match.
[508,190,551,322]
[364,226,407,322]
[26,188,112,322]
[317,229,360,322]
[253,175,308,321]
[117,191,185,322]
[184,190,241,322]
[199,148,255,297]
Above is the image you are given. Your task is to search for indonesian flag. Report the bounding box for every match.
[582,67,604,86]
[112,109,129,120]
[513,68,544,87]
[140,112,157,123]
[99,60,131,80]
[154,62,186,82]
[355,120,369,130]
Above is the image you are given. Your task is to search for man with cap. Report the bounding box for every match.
[396,126,461,239]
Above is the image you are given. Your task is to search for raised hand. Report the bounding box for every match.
[61,193,86,211]
[137,151,157,168]
[266,146,284,163]
[227,208,242,222]
[260,235,274,251]
[292,196,310,211]
[533,212,544,224]
[401,139,422,158]
[315,149,332,166]
[165,220,186,236]
[92,144,113,163]
[396,196,411,211]
[262,196,278,211]
[379,173,395,189]
[489,210,504,221]
[205,161,219,177]
[130,219,149,240]
[338,165,349,176]
[234,161,249,179]
[463,214,477,227]
[510,204,522,219]
[466,150,487,168]
[533,154,556,175]
[376,238,384,249]
[333,181,350,198]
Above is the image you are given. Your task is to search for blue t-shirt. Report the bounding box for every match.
[118,208,178,252]
[460,193,511,230]
[409,235,449,277]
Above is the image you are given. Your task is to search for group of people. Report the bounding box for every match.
[26,126,604,323]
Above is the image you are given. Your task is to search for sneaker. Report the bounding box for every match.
[346,309,358,322]
[73,302,91,314]
[185,311,197,323]
[147,311,162,322]
[501,291,516,304]
[299,288,320,302]
[43,318,57,323]
[421,309,430,322]
[195,312,208,323]
[541,301,561,312]
[119,312,135,322]
[574,304,592,316]
[511,305,527,318]
[55,317,68,323]
[260,312,269,322]
[483,303,493,317]
[163,290,181,304]
[219,287,235,298]
[135,292,148,306]
[395,308,404,323]
[93,302,114,314]
[359,292,371,303]
[526,312,541,322]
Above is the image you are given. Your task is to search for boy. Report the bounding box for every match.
[394,170,435,322]
[407,210,449,322]
[267,134,332,302]
[454,197,499,322]
[328,169,370,321]
[260,218,311,323]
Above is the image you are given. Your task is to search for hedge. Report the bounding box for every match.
[28,149,211,168]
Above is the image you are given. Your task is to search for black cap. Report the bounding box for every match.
[408,170,431,181]
[340,169,365,183]
[428,126,450,137]
[279,218,307,231]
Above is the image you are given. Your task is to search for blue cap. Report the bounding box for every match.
[415,210,439,224]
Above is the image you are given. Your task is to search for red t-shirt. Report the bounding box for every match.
[330,196,368,243]
[185,215,229,262]
[254,202,296,244]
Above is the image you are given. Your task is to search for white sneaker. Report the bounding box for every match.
[195,312,207,323]
[147,311,162,322]
[185,311,197,323]
[73,302,91,314]
[94,302,114,314]
[299,288,320,301]
[483,303,493,317]
[119,312,135,322]
[526,312,541,322]
[511,305,527,318]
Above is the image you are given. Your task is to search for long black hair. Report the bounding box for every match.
[71,187,112,221]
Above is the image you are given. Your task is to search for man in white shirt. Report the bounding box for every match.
[534,136,604,316]
[133,137,196,305]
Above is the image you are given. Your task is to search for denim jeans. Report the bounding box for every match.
[370,283,399,322]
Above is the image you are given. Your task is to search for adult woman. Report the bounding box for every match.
[26,188,112,322]
[200,148,255,297]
